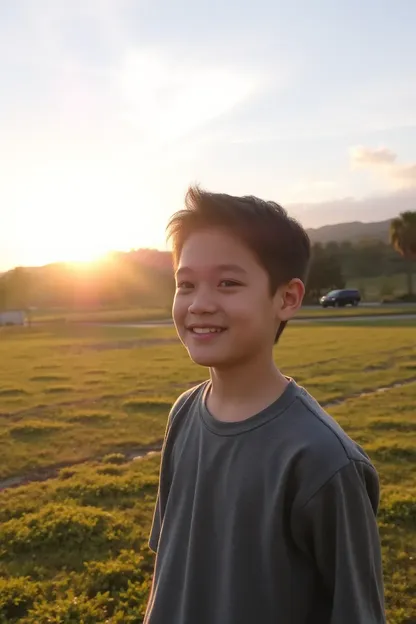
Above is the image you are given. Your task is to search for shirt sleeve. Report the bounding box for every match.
[149,492,162,553]
[148,434,171,553]
[148,426,171,553]
[148,385,202,553]
[292,459,386,624]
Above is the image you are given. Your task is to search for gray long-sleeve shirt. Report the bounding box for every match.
[144,380,385,624]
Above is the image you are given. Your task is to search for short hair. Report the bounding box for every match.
[166,186,311,343]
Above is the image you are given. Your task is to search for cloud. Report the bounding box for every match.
[389,163,416,186]
[350,146,397,166]
[349,145,416,189]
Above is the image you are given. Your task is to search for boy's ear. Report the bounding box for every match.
[273,278,305,321]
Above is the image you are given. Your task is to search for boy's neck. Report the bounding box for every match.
[207,354,289,423]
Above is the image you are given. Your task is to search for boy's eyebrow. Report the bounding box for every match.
[176,264,247,277]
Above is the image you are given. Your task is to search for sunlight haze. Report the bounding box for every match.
[1,0,416,270]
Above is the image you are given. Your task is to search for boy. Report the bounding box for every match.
[144,187,385,624]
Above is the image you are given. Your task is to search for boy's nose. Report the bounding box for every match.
[188,291,217,315]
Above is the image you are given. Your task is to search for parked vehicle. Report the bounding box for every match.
[0,310,27,326]
[320,289,361,308]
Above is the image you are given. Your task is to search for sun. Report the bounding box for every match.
[59,244,110,265]
[5,155,170,270]
[22,237,114,268]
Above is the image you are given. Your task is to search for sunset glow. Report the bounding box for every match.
[1,2,416,271]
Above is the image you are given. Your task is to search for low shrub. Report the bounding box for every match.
[103,453,127,465]
[122,399,171,414]
[0,577,40,623]
[44,386,73,394]
[54,473,158,508]
[9,421,68,439]
[68,411,112,424]
[21,590,109,624]
[0,388,27,397]
[84,550,149,597]
[379,497,416,527]
[0,503,126,557]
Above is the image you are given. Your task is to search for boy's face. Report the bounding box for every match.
[173,228,294,369]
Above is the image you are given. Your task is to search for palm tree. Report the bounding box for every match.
[390,211,416,297]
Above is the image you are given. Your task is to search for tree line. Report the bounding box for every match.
[1,211,415,311]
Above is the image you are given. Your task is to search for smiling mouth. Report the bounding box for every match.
[188,327,226,334]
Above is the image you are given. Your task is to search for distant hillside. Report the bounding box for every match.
[0,220,395,277]
[128,248,172,271]
[307,219,391,244]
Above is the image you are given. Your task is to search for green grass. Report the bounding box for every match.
[0,456,159,623]
[0,323,415,480]
[0,322,415,482]
[0,323,415,622]
[30,306,171,324]
[322,318,416,328]
[297,304,416,319]
[330,385,416,623]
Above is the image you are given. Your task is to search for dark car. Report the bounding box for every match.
[320,289,361,307]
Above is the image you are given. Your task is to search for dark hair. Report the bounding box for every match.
[166,186,311,343]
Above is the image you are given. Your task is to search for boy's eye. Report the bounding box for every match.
[177,281,194,290]
[219,280,241,287]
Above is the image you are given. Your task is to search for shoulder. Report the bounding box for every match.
[165,381,208,437]
[169,382,207,420]
[293,386,372,463]
[286,384,377,507]
[158,381,208,471]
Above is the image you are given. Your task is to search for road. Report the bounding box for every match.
[301,302,416,309]
[295,313,416,323]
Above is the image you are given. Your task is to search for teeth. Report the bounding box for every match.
[192,327,222,334]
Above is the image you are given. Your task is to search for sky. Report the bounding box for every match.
[1,0,416,270]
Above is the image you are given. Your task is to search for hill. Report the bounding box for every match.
[306,219,391,244]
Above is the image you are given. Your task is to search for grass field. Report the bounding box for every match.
[0,322,415,622]
[298,305,416,319]
[29,306,172,324]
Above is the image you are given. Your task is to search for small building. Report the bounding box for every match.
[0,310,27,326]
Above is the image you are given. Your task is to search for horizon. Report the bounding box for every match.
[1,214,394,273]
[1,1,416,270]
